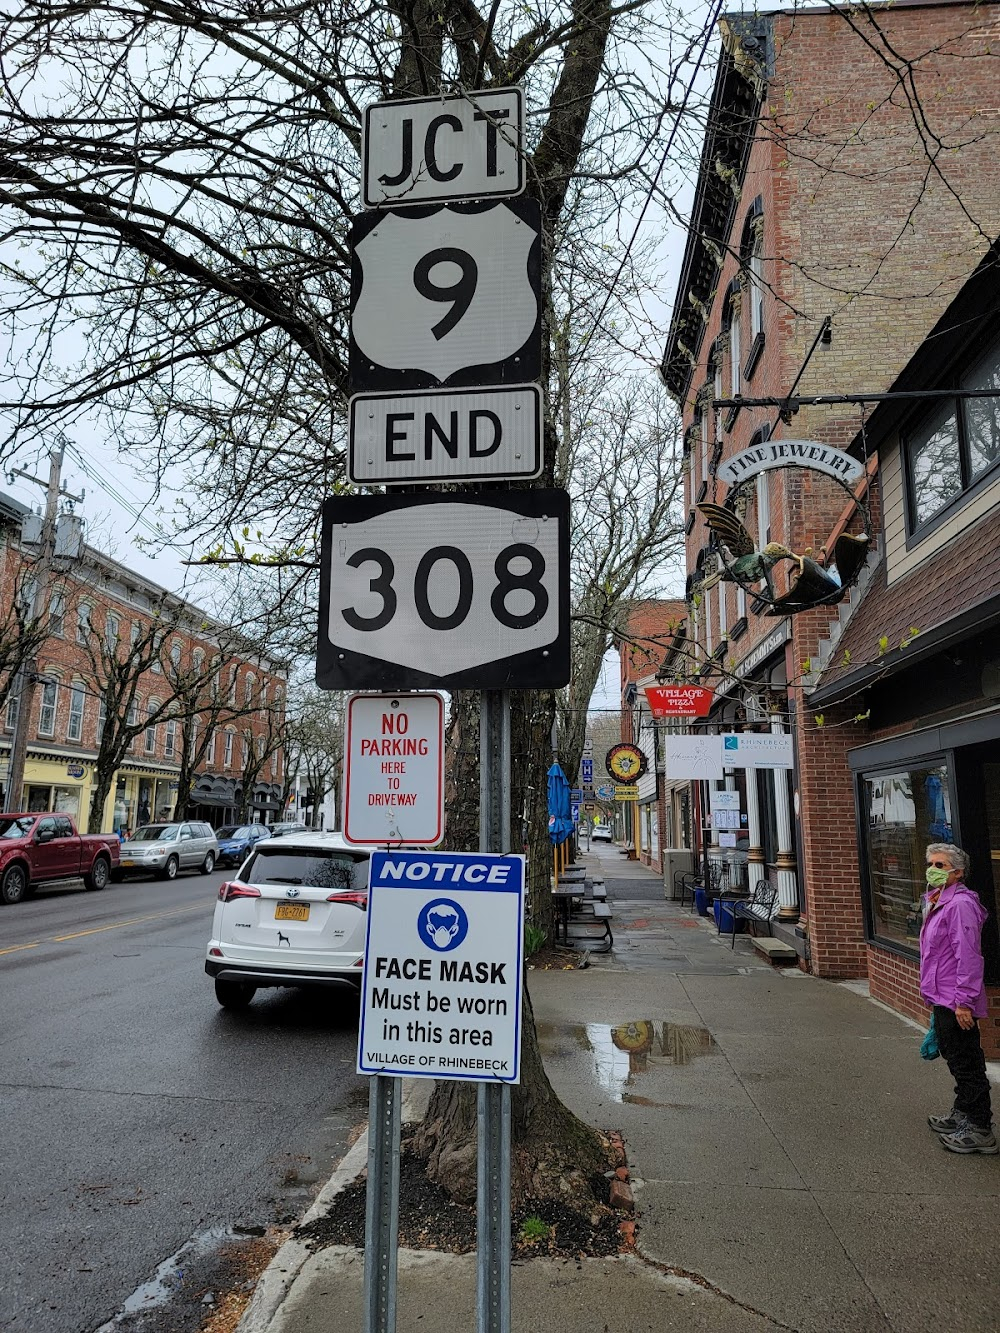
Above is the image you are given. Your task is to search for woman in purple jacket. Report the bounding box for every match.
[920,842,996,1155]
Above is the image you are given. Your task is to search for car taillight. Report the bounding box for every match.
[326,891,367,909]
[219,881,261,902]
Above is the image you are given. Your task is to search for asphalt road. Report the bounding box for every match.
[0,868,368,1333]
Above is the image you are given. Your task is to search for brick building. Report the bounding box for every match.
[618,600,688,872]
[0,493,287,831]
[661,2,1000,1036]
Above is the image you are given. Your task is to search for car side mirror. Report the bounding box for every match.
[36,828,54,844]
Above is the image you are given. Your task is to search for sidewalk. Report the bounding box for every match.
[241,848,1000,1333]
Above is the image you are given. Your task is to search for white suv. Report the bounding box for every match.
[205,832,370,1009]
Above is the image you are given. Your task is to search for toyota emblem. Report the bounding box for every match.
[285,886,300,899]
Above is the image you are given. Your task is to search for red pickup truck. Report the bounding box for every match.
[0,813,121,905]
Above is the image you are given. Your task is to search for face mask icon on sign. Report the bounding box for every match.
[426,906,461,948]
[417,898,470,952]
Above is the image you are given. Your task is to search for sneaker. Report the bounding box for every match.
[928,1110,961,1135]
[939,1117,999,1155]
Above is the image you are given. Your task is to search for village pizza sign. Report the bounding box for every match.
[643,684,713,718]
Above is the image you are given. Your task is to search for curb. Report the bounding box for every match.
[237,1079,430,1333]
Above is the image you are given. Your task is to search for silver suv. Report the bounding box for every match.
[119,821,220,880]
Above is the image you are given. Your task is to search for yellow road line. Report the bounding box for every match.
[0,941,41,956]
[53,903,208,942]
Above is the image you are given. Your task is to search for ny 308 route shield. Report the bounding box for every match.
[317,489,570,691]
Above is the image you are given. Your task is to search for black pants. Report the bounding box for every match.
[933,1005,993,1130]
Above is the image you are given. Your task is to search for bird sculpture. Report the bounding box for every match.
[696,502,870,614]
[696,503,798,598]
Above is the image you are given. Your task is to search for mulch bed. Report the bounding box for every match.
[296,1148,623,1259]
[526,945,589,970]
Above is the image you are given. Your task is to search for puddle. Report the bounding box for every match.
[93,1225,236,1330]
[537,1020,716,1101]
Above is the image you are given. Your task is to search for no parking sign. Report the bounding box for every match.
[357,850,525,1083]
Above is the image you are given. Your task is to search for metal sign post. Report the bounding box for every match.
[364,1074,402,1333]
[478,689,512,1333]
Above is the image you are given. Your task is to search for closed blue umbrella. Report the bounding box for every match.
[547,762,573,846]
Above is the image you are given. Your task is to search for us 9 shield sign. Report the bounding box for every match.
[349,198,541,392]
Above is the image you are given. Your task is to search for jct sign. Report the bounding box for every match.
[362,88,524,209]
[343,692,444,845]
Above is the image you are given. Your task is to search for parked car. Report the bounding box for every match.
[117,821,220,880]
[0,813,120,905]
[206,832,370,1009]
[216,823,271,868]
[268,822,309,838]
[591,823,613,842]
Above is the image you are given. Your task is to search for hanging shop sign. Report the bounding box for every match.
[643,684,713,718]
[721,732,795,769]
[663,734,723,780]
[717,439,864,487]
[605,743,647,782]
[613,785,639,800]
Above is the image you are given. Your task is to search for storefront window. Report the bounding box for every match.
[53,787,80,818]
[862,761,953,949]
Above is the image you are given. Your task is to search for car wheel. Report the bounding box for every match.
[215,978,257,1009]
[201,852,215,875]
[160,855,179,882]
[84,856,110,891]
[1,864,28,905]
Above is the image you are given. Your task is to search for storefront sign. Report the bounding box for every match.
[714,621,791,699]
[721,732,795,769]
[643,684,713,718]
[66,764,85,779]
[605,743,647,782]
[717,439,864,487]
[664,734,724,780]
[613,784,639,800]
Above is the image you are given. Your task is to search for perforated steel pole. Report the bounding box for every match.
[478,689,512,1333]
[364,1073,402,1333]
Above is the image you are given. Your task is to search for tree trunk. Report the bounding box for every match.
[409,987,606,1205]
[88,767,116,833]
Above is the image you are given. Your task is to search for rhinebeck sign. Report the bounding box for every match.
[643,684,713,718]
[717,439,864,487]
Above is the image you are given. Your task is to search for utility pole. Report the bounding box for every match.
[6,443,66,810]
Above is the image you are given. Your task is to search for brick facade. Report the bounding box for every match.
[665,3,1000,1012]
[0,508,286,830]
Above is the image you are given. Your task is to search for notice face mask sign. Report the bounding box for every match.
[357,850,525,1083]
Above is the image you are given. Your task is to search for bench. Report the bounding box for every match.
[567,900,613,953]
[720,879,778,950]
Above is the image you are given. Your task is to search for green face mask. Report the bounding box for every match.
[926,865,950,888]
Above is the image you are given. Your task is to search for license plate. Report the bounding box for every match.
[121,859,134,867]
[275,903,309,921]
